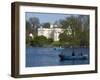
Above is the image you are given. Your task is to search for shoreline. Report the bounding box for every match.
[26,45,89,48]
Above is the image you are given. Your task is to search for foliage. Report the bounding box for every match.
[59,16,89,47]
[29,17,40,27]
[31,36,47,47]
[30,36,54,47]
[29,17,40,36]
[80,30,89,47]
[26,21,31,32]
[47,38,53,44]
[52,41,61,47]
[42,22,50,28]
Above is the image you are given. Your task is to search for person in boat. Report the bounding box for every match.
[59,52,64,58]
[80,52,83,56]
[59,52,65,61]
[72,50,75,56]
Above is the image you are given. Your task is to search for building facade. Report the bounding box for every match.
[38,24,72,41]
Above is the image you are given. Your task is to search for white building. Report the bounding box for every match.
[38,24,72,41]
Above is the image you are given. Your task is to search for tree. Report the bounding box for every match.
[59,16,82,47]
[29,17,40,28]
[80,30,89,47]
[54,20,62,27]
[29,17,40,35]
[78,15,89,32]
[78,15,89,47]
[26,21,31,45]
[26,21,31,32]
[47,38,53,44]
[31,36,48,47]
[42,22,50,28]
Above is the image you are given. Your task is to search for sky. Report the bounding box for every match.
[25,12,72,24]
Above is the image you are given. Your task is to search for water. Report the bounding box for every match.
[26,47,89,67]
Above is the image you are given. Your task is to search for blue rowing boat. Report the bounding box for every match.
[59,54,88,61]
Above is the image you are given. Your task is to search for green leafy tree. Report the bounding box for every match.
[59,16,82,47]
[47,38,53,44]
[31,36,48,47]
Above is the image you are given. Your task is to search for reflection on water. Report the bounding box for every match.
[26,47,89,67]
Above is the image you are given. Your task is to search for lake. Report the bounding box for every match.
[26,47,89,67]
